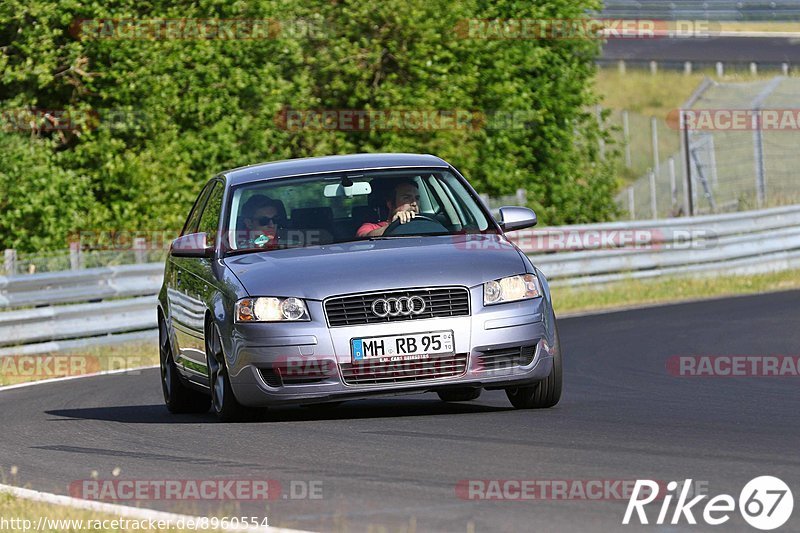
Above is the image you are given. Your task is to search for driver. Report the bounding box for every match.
[357,180,420,237]
[239,195,285,249]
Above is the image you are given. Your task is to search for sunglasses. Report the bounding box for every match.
[256,216,282,225]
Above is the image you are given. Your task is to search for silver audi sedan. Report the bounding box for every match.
[158,153,562,421]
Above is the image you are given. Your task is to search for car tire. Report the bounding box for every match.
[437,388,481,402]
[159,316,210,414]
[206,320,259,422]
[505,327,563,409]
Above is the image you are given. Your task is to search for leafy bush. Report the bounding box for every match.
[0,0,618,253]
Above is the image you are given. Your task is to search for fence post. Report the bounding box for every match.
[622,110,632,167]
[681,111,694,216]
[650,116,660,180]
[4,249,16,277]
[716,62,724,77]
[668,156,677,214]
[627,187,635,220]
[515,188,527,206]
[69,242,82,270]
[649,60,657,75]
[649,170,657,219]
[753,113,766,208]
[133,237,147,264]
[750,62,758,76]
[684,61,692,75]
[596,105,605,159]
[618,60,626,74]
[749,76,783,209]
[782,63,789,76]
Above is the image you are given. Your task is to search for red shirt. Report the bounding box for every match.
[356,221,388,237]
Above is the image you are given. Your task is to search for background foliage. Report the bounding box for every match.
[0,0,618,253]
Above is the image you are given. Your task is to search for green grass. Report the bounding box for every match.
[0,341,158,387]
[717,21,800,33]
[0,491,253,533]
[554,269,800,315]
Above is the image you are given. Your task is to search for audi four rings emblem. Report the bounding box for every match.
[371,296,426,317]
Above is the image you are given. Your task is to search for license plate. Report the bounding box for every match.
[352,331,454,361]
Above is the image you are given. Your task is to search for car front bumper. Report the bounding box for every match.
[225,289,556,407]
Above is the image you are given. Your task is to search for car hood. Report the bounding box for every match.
[224,234,526,300]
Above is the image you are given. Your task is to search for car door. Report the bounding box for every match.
[169,180,220,381]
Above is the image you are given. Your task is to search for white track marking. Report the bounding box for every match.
[0,368,316,532]
[0,483,312,532]
[0,365,159,393]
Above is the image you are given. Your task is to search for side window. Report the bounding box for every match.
[181,182,214,236]
[197,182,224,246]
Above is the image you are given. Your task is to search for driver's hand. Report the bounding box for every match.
[391,209,416,224]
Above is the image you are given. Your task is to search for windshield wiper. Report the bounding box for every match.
[368,232,452,240]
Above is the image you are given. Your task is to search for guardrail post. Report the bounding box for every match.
[133,237,147,264]
[4,249,16,277]
[69,242,82,270]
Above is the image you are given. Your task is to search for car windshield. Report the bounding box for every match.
[224,169,496,254]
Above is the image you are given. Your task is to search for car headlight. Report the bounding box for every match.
[483,274,541,305]
[235,297,310,322]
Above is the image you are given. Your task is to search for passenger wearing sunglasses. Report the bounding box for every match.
[240,195,285,250]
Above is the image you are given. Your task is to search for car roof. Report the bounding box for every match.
[223,153,450,186]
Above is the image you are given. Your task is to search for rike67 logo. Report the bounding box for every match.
[624,476,793,530]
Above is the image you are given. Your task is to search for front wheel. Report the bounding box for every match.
[505,328,562,409]
[206,321,257,422]
[159,316,210,414]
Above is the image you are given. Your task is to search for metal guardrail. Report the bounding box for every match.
[0,264,163,356]
[512,204,800,286]
[2,204,800,355]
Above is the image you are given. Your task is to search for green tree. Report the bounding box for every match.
[0,0,618,253]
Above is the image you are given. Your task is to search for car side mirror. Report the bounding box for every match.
[498,206,537,232]
[171,232,214,258]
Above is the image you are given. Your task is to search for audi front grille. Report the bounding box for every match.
[324,287,470,327]
[340,353,469,386]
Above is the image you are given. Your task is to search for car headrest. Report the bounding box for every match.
[351,205,380,225]
[291,206,334,229]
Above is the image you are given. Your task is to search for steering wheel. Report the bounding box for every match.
[382,214,449,236]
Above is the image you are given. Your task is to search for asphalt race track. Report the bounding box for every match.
[602,36,800,63]
[1,290,799,532]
